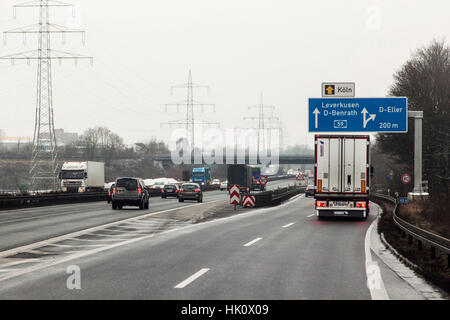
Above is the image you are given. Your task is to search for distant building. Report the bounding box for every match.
[0,136,32,150]
[41,128,79,146]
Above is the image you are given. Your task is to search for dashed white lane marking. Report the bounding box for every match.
[243,237,262,247]
[174,268,210,289]
[307,214,315,218]
[282,223,294,228]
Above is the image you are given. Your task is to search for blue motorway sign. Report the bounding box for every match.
[308,97,407,132]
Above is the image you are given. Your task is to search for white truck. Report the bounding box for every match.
[59,161,105,192]
[314,135,371,219]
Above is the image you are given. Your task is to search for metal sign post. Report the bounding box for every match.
[408,111,428,198]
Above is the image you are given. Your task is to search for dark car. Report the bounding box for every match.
[112,177,149,210]
[305,185,315,197]
[161,184,179,198]
[107,183,115,203]
[178,183,203,202]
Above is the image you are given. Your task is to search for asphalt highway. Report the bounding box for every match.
[0,189,376,299]
[0,179,297,251]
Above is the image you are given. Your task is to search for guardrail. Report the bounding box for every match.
[0,184,222,210]
[242,185,305,207]
[371,193,450,263]
[0,191,107,210]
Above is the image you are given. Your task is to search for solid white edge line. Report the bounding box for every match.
[307,214,315,218]
[364,209,390,300]
[174,268,210,289]
[243,237,262,247]
[282,223,294,228]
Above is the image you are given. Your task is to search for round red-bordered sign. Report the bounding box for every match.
[401,173,411,184]
[259,175,268,185]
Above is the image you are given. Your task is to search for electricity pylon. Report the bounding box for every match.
[161,70,219,149]
[0,0,92,191]
[243,93,280,155]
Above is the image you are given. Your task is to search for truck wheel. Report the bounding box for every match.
[179,198,184,202]
[144,200,149,209]
[118,204,123,210]
[112,201,117,210]
[139,201,144,210]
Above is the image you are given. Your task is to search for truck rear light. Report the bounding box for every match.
[138,187,142,195]
[194,189,200,193]
[161,189,165,193]
[316,200,327,207]
[180,189,184,192]
[361,180,366,192]
[113,187,116,194]
[318,179,322,192]
[356,201,366,208]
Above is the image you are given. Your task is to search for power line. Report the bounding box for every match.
[243,92,282,155]
[0,0,92,191]
[161,70,219,148]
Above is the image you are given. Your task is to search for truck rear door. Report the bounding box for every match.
[316,136,341,193]
[343,137,368,193]
[316,136,368,194]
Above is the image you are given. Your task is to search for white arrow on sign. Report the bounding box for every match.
[361,108,376,128]
[313,108,320,129]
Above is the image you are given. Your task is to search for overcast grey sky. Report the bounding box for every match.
[0,0,449,148]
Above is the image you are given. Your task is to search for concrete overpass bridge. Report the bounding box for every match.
[143,154,315,166]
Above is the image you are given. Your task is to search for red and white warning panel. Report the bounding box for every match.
[242,195,256,207]
[229,184,240,205]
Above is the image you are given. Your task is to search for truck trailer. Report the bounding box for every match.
[314,135,371,219]
[227,164,252,192]
[59,161,105,192]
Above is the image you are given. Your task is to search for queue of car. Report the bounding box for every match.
[107,177,227,210]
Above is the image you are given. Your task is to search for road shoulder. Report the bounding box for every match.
[370,203,447,300]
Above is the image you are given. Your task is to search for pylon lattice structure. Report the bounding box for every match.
[161,70,219,149]
[0,0,92,191]
[243,93,281,155]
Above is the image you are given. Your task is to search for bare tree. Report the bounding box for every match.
[80,127,124,164]
[377,39,450,196]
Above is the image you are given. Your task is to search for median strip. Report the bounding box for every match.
[0,201,222,259]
